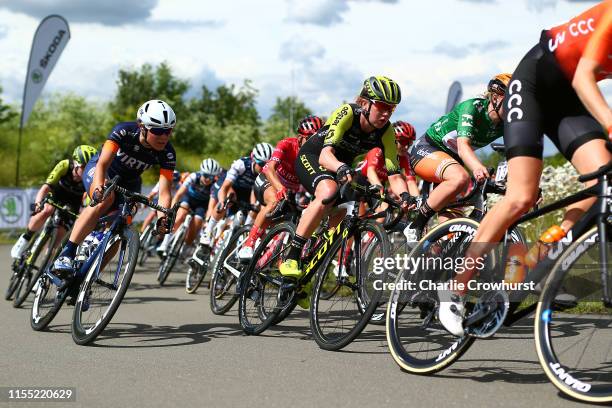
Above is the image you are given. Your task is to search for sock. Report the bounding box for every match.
[23,229,34,241]
[412,201,435,230]
[286,234,307,261]
[60,240,78,259]
[244,226,264,248]
[204,218,218,237]
[245,214,254,225]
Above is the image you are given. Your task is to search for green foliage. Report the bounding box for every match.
[0,85,16,122]
[262,96,312,144]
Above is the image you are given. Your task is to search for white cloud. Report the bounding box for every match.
[279,36,325,65]
[285,0,398,26]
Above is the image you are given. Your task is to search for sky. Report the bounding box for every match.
[0,0,607,155]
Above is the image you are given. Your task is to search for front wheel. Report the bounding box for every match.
[310,220,390,351]
[210,226,250,315]
[71,227,139,345]
[185,245,211,294]
[386,218,478,374]
[535,227,612,403]
[158,226,186,286]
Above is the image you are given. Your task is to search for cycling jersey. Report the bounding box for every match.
[503,3,608,160]
[45,159,85,198]
[182,172,213,202]
[264,137,301,190]
[357,148,417,183]
[301,103,400,172]
[426,98,503,156]
[99,121,176,183]
[226,156,257,192]
[542,1,612,82]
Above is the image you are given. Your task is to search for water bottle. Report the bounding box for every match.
[524,225,565,269]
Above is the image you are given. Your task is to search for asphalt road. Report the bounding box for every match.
[0,245,588,408]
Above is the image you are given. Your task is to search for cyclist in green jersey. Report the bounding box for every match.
[10,145,98,259]
[404,73,511,241]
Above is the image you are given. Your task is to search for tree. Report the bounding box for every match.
[0,85,15,123]
[109,62,189,126]
[262,96,312,143]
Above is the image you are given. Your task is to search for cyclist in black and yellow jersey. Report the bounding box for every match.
[10,145,98,259]
[279,76,414,281]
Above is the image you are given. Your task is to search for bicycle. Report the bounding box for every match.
[158,209,194,286]
[31,176,176,345]
[238,181,401,351]
[386,156,612,403]
[207,197,258,314]
[9,197,78,308]
[137,222,158,267]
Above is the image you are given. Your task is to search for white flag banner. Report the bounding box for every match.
[20,15,70,128]
[445,81,463,114]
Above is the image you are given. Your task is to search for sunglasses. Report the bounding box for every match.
[254,159,266,167]
[148,127,172,136]
[371,100,397,113]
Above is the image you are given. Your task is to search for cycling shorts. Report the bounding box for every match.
[179,195,208,219]
[504,44,605,161]
[410,136,462,183]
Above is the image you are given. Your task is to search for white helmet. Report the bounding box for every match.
[251,142,273,163]
[200,158,222,176]
[137,99,176,129]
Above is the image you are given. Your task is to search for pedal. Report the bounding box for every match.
[466,290,509,338]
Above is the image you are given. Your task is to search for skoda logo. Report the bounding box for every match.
[31,69,43,84]
[0,194,24,224]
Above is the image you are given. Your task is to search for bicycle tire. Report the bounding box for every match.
[238,222,295,335]
[310,220,390,351]
[185,246,211,294]
[535,226,612,403]
[386,218,479,373]
[209,225,250,315]
[158,225,186,286]
[71,227,139,345]
[13,228,57,308]
[30,273,71,331]
[138,224,154,266]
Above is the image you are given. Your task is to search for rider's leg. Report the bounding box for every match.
[11,204,55,258]
[185,214,203,245]
[140,210,156,233]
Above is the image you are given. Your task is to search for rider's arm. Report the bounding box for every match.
[321,103,355,172]
[171,184,188,207]
[456,138,486,174]
[406,178,420,196]
[262,160,284,193]
[218,179,233,206]
[573,9,612,133]
[157,170,172,219]
[35,184,52,204]
[92,141,117,196]
[320,146,345,173]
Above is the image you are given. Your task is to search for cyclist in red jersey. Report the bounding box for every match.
[237,115,324,260]
[439,1,612,336]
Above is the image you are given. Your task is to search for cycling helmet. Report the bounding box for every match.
[137,99,176,129]
[200,158,222,176]
[251,142,274,164]
[488,73,512,95]
[72,145,98,167]
[297,115,323,136]
[360,76,401,105]
[172,170,181,184]
[393,121,416,144]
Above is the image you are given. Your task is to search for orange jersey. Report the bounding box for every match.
[542,1,612,82]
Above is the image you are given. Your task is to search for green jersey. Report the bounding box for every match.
[425,98,502,155]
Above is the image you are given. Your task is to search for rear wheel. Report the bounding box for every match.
[158,226,186,286]
[535,227,612,403]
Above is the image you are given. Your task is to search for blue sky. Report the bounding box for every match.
[0,0,607,155]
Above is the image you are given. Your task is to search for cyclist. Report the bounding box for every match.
[404,73,511,241]
[52,99,177,275]
[10,145,98,259]
[140,170,182,235]
[237,115,324,260]
[199,143,273,248]
[279,76,414,283]
[157,158,223,255]
[439,1,612,336]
